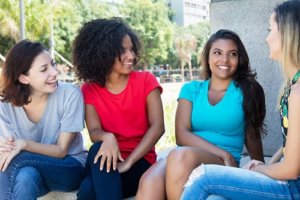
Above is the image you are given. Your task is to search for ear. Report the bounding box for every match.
[18,74,29,84]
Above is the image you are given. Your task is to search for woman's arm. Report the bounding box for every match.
[20,132,75,158]
[175,99,236,166]
[252,84,300,179]
[245,130,264,162]
[0,131,75,172]
[85,104,123,172]
[268,146,283,164]
[118,88,165,173]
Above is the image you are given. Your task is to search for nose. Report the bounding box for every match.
[126,49,135,59]
[220,54,229,63]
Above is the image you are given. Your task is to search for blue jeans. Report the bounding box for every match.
[181,164,300,200]
[0,151,84,200]
[77,142,151,200]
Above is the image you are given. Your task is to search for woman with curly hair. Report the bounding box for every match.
[181,1,300,199]
[138,29,267,200]
[0,40,86,200]
[73,17,165,200]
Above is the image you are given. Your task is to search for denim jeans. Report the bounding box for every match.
[181,164,300,200]
[0,151,84,200]
[77,142,151,200]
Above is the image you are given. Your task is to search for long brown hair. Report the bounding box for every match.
[201,29,267,138]
[0,40,47,106]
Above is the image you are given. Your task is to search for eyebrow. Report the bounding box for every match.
[212,48,238,52]
[39,59,53,68]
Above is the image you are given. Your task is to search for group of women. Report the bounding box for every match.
[0,0,300,199]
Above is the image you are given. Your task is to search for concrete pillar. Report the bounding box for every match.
[210,0,285,156]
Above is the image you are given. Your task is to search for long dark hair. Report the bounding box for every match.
[201,29,266,139]
[0,40,47,106]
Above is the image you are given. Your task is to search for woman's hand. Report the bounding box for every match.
[222,152,237,167]
[0,136,16,153]
[0,138,26,172]
[93,133,124,172]
[117,159,133,173]
[242,159,264,170]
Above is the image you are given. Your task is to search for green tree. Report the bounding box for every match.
[121,0,174,70]
[0,1,19,40]
[173,22,209,80]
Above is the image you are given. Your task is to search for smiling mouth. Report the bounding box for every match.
[218,65,230,70]
[46,80,58,85]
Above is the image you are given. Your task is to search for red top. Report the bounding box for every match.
[81,71,162,164]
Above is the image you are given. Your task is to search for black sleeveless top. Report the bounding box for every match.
[279,70,300,147]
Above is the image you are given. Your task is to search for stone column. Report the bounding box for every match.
[210,0,285,156]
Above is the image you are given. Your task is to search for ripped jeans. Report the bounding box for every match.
[181,164,300,200]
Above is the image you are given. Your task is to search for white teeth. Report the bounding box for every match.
[218,65,229,70]
[47,80,57,84]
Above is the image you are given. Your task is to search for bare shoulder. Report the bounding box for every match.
[290,83,300,97]
[289,83,300,104]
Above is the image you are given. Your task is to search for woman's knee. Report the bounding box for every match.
[167,147,196,169]
[13,167,43,199]
[15,166,41,185]
[138,160,166,191]
[86,142,102,164]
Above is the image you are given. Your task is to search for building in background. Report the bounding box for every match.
[169,0,210,26]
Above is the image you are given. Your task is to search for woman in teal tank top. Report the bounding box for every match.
[138,29,266,200]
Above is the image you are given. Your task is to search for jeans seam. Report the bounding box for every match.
[205,185,293,199]
[6,154,82,200]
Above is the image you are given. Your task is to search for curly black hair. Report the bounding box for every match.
[201,29,267,139]
[72,17,141,86]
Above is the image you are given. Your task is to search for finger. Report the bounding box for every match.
[100,154,106,171]
[106,155,112,173]
[8,136,14,142]
[5,141,16,147]
[2,154,13,172]
[0,157,6,172]
[112,153,118,171]
[94,151,102,164]
[0,147,13,153]
[118,153,124,162]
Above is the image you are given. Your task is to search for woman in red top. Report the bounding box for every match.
[73,18,165,200]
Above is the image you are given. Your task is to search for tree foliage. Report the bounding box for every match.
[121,0,174,69]
[0,0,209,70]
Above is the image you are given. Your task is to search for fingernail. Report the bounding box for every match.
[107,170,109,173]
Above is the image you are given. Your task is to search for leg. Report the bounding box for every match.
[12,167,49,200]
[77,176,96,200]
[0,151,84,200]
[84,142,122,200]
[166,147,223,200]
[121,158,151,198]
[136,159,167,200]
[181,164,300,200]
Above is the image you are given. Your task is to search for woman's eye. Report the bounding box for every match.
[230,52,238,57]
[213,51,221,55]
[41,67,47,72]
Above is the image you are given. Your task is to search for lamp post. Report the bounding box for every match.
[19,0,26,40]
